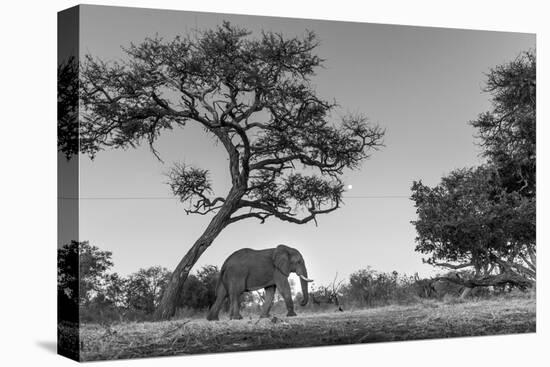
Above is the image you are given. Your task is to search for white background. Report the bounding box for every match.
[1,0,547,365]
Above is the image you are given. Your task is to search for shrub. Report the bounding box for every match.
[177,265,219,310]
[341,268,418,308]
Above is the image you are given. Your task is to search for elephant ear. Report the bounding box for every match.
[273,245,290,276]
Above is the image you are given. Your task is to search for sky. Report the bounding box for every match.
[65,5,535,286]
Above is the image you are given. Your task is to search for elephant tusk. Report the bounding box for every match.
[299,274,314,282]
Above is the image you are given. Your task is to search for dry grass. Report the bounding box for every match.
[79,297,535,361]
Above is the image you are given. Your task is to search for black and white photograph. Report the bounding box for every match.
[51,2,542,363]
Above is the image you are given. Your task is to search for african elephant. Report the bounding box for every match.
[206,244,313,320]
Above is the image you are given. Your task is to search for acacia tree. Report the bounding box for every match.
[411,50,536,294]
[62,22,384,319]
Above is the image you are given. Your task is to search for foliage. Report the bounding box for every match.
[58,240,114,306]
[341,268,418,307]
[410,50,536,289]
[104,273,128,308]
[470,50,536,196]
[177,265,219,310]
[57,56,79,159]
[411,166,535,278]
[125,266,172,314]
[58,240,223,322]
[57,241,80,307]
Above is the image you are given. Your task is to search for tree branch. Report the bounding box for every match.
[425,260,474,270]
[435,271,534,289]
[228,212,271,224]
[237,199,339,225]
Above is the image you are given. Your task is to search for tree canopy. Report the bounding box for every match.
[411,166,535,283]
[75,22,383,225]
[470,50,536,196]
[57,56,79,159]
[125,266,171,314]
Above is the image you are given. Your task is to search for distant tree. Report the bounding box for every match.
[58,241,80,321]
[343,268,401,306]
[178,265,219,310]
[57,241,114,306]
[126,266,171,314]
[58,241,79,305]
[104,273,128,308]
[66,22,384,319]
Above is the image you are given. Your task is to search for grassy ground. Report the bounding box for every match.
[79,297,535,361]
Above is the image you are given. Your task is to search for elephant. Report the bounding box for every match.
[206,244,313,320]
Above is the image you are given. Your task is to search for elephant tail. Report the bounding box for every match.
[217,264,226,288]
[210,267,228,305]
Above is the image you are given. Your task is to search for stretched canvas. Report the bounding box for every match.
[58,4,536,362]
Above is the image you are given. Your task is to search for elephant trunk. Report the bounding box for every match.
[298,265,310,306]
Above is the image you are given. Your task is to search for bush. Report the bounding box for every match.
[76,261,220,323]
[125,266,171,314]
[341,268,418,308]
[177,265,219,310]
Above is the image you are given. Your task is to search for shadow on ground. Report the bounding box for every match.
[36,340,57,354]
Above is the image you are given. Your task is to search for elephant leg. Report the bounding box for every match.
[260,286,276,318]
[206,283,227,321]
[228,283,243,320]
[229,293,243,320]
[276,279,296,317]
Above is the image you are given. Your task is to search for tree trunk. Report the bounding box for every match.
[435,271,534,291]
[154,188,243,320]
